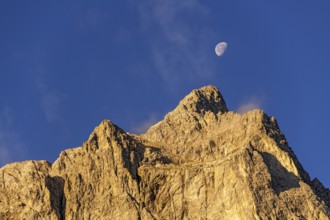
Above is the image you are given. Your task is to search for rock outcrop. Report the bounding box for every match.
[1,85,329,219]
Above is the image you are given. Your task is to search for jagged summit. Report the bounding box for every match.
[1,85,329,219]
[176,85,228,115]
[143,85,228,147]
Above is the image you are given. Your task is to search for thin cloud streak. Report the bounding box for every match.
[136,0,216,88]
[40,92,61,122]
[34,65,62,122]
[131,114,159,135]
[0,108,27,167]
[237,96,264,114]
[76,8,109,32]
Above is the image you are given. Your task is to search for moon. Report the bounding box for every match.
[215,42,227,57]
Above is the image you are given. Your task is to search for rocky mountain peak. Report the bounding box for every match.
[1,85,329,219]
[176,85,228,115]
[142,85,228,148]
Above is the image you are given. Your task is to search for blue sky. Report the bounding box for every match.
[1,1,330,187]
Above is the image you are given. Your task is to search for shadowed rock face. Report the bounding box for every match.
[0,85,329,219]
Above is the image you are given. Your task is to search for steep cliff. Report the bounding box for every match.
[0,85,329,219]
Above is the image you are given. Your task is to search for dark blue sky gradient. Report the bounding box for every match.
[1,1,330,187]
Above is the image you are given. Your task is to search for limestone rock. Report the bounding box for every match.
[312,178,330,208]
[0,85,329,219]
[0,160,61,219]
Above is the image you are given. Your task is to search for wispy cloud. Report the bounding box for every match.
[237,96,264,114]
[34,65,62,122]
[131,114,159,135]
[76,8,108,32]
[135,0,217,88]
[0,107,27,167]
[40,92,61,122]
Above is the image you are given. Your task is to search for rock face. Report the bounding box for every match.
[1,85,329,219]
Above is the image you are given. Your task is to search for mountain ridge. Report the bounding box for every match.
[0,85,329,219]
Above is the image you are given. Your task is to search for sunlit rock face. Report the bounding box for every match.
[1,85,329,219]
